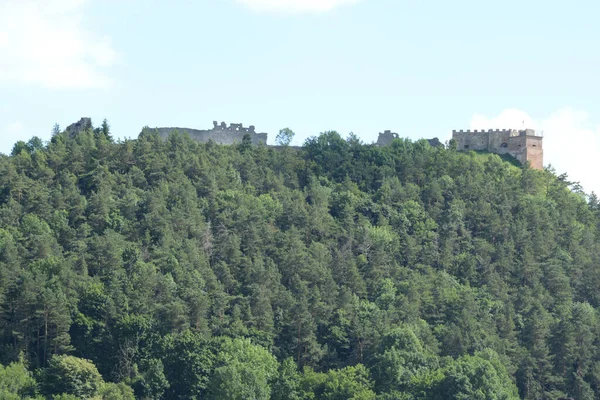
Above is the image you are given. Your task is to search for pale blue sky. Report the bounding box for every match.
[1,0,599,192]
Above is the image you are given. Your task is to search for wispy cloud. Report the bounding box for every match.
[0,0,116,89]
[470,108,600,195]
[236,0,362,13]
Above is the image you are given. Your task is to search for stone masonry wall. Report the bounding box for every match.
[452,130,491,151]
[155,121,268,145]
[509,136,528,164]
[525,136,543,170]
[488,131,513,154]
[452,129,543,169]
[376,131,442,148]
[377,130,399,146]
[65,118,543,168]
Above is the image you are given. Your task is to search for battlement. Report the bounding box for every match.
[452,128,542,137]
[154,121,268,145]
[453,129,513,135]
[66,118,543,169]
[212,121,258,134]
[452,128,543,169]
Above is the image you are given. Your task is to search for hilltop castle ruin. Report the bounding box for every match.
[154,121,268,145]
[452,129,543,170]
[64,118,542,170]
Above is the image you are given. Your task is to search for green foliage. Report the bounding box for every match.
[321,364,377,400]
[0,128,599,398]
[98,382,135,400]
[413,350,520,400]
[133,358,169,399]
[0,359,39,399]
[276,127,296,146]
[159,331,214,399]
[369,326,439,394]
[298,364,376,399]
[41,355,104,398]
[272,358,303,400]
[51,394,79,400]
[207,338,279,400]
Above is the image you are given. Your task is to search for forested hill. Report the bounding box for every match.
[1,127,599,400]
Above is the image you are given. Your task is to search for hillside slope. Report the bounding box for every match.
[0,128,599,399]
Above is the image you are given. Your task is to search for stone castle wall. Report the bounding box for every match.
[377,130,399,146]
[155,121,268,145]
[65,118,542,169]
[452,129,543,169]
[524,136,543,169]
[376,130,442,148]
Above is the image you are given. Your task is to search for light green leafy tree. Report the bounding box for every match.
[207,338,278,400]
[276,128,295,146]
[0,359,41,399]
[321,364,377,400]
[414,350,520,400]
[41,355,104,398]
[98,382,136,400]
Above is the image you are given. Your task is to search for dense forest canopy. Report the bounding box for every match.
[1,123,599,399]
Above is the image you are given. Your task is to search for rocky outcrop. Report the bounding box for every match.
[427,137,443,148]
[65,118,92,138]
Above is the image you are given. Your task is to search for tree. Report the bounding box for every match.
[11,141,29,156]
[0,359,39,399]
[276,128,295,146]
[159,331,215,400]
[239,134,253,153]
[207,338,279,400]
[133,358,170,399]
[321,364,376,400]
[98,382,136,400]
[2,127,600,399]
[415,351,520,400]
[27,137,45,152]
[370,326,439,394]
[40,355,104,398]
[101,118,111,139]
[271,358,303,400]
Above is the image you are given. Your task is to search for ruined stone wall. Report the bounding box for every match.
[376,131,442,148]
[155,121,267,145]
[377,130,399,146]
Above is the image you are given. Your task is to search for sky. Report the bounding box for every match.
[0,0,599,193]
